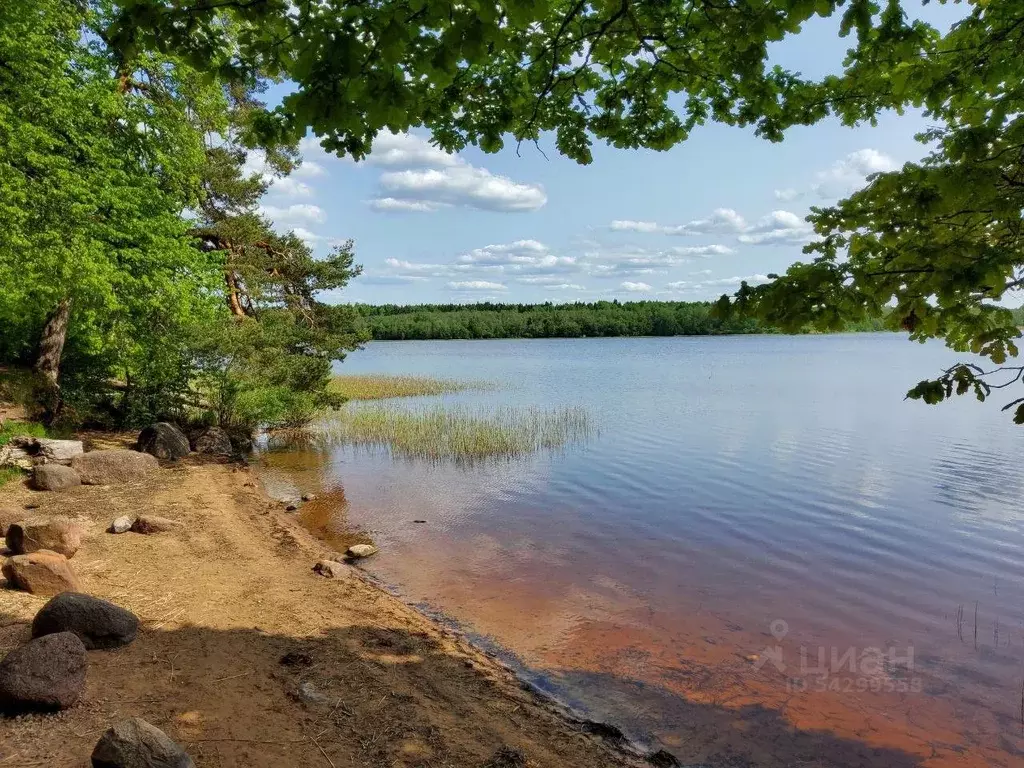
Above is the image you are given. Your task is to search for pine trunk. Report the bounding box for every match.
[34,297,72,387]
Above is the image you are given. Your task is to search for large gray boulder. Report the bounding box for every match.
[0,631,87,713]
[9,436,84,465]
[190,426,233,456]
[31,463,82,491]
[6,517,85,557]
[91,717,195,768]
[137,423,190,460]
[72,449,158,485]
[33,592,139,650]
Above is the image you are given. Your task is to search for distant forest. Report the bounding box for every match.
[354,301,890,341]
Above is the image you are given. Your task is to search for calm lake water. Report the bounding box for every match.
[257,334,1024,767]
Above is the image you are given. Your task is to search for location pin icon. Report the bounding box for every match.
[770,619,789,641]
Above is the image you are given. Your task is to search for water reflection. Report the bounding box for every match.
[257,335,1024,767]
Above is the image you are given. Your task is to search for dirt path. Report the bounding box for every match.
[0,455,635,767]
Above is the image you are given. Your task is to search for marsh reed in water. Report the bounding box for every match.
[329,374,474,401]
[318,403,593,461]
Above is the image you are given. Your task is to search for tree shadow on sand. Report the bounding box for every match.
[0,609,928,768]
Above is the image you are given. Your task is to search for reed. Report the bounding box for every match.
[319,403,593,461]
[328,375,473,401]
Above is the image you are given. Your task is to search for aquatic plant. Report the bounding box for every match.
[328,375,474,401]
[318,403,593,462]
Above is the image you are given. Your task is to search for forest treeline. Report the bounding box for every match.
[354,301,890,340]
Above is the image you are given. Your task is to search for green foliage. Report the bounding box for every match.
[0,467,24,489]
[0,420,48,448]
[329,375,473,401]
[355,301,885,340]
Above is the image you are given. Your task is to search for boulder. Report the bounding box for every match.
[110,516,135,534]
[137,423,190,460]
[2,550,81,596]
[91,717,195,768]
[10,436,84,465]
[0,631,87,712]
[346,544,378,559]
[72,450,158,485]
[130,515,182,534]
[0,444,33,470]
[6,518,85,557]
[190,426,232,456]
[312,560,349,579]
[31,463,82,491]
[33,592,139,650]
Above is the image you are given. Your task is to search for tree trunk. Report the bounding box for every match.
[34,297,72,387]
[225,270,246,317]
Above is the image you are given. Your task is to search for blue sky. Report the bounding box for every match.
[251,3,966,306]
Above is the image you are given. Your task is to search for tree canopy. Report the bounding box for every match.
[4,0,1024,423]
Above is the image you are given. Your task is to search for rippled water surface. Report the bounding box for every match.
[258,334,1024,767]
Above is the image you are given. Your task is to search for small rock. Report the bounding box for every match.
[32,592,140,650]
[0,631,87,712]
[285,503,298,512]
[6,517,85,557]
[72,450,158,485]
[300,493,316,502]
[110,516,135,534]
[137,422,191,460]
[312,560,349,579]
[31,463,82,491]
[346,544,378,559]
[2,550,81,596]
[130,516,182,535]
[294,680,328,705]
[190,426,233,456]
[0,442,33,469]
[91,717,195,768]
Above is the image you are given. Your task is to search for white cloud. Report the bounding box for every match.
[665,281,691,289]
[269,176,314,199]
[669,244,735,257]
[370,197,447,212]
[543,283,587,291]
[814,149,896,198]
[377,165,546,212]
[610,209,747,236]
[260,203,326,225]
[366,131,460,168]
[384,258,450,274]
[294,161,326,178]
[359,274,430,285]
[458,240,548,263]
[516,275,570,284]
[737,210,812,245]
[774,188,802,201]
[620,281,653,292]
[447,280,507,291]
[290,227,323,246]
[690,269,713,276]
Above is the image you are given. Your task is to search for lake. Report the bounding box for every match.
[256,333,1024,767]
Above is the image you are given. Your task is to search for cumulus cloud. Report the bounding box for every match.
[620,281,653,292]
[610,209,747,236]
[294,161,326,178]
[377,165,546,212]
[543,283,587,291]
[447,280,507,291]
[359,274,430,285]
[366,131,460,168]
[701,274,772,287]
[670,244,735,257]
[774,188,802,201]
[259,203,326,225]
[370,197,447,212]
[814,149,896,198]
[290,227,324,246]
[737,210,812,245]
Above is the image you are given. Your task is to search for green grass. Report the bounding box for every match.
[329,375,475,401]
[319,403,593,462]
[0,420,47,447]
[0,466,25,488]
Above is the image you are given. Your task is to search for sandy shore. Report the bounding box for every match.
[0,444,638,767]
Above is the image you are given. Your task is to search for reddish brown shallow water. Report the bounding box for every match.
[258,336,1024,767]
